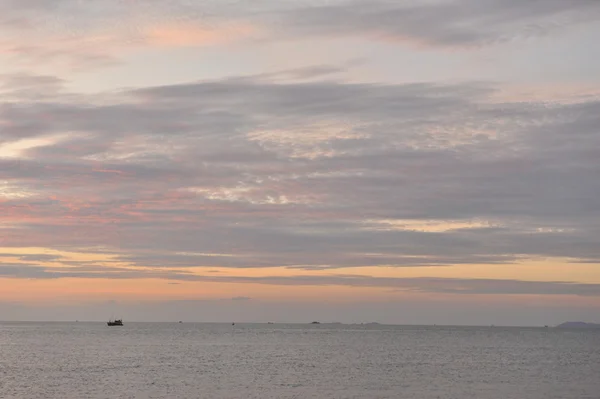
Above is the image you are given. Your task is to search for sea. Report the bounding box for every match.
[1,322,599,399]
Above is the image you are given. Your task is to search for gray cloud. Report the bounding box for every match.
[1,70,600,280]
[275,0,600,47]
[1,262,599,297]
[2,0,598,71]
[0,253,65,262]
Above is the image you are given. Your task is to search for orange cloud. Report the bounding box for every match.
[0,19,261,71]
[143,22,260,47]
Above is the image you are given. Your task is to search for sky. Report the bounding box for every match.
[1,0,600,325]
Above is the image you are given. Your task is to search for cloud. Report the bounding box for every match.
[142,22,260,47]
[275,0,600,48]
[1,70,600,279]
[1,262,599,297]
[0,253,64,262]
[0,1,259,70]
[2,0,598,72]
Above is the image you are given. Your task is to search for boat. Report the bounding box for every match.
[107,318,123,326]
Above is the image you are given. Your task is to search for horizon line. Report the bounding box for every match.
[1,320,585,328]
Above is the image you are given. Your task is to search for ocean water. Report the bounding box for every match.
[1,323,599,399]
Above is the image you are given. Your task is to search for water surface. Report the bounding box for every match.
[1,322,599,398]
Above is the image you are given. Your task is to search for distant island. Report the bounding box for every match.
[556,322,600,329]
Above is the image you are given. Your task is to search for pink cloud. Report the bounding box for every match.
[0,19,260,71]
[143,22,260,47]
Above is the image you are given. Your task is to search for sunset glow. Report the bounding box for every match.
[1,0,600,324]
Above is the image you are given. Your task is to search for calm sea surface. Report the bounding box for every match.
[1,322,599,399]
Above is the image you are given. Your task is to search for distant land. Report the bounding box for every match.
[556,322,600,329]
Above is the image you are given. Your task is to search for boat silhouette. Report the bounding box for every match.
[107,319,123,326]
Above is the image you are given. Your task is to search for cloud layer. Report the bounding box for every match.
[1,72,600,277]
[278,0,600,47]
[1,0,600,304]
[2,0,600,69]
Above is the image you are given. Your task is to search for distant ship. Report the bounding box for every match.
[107,319,123,326]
